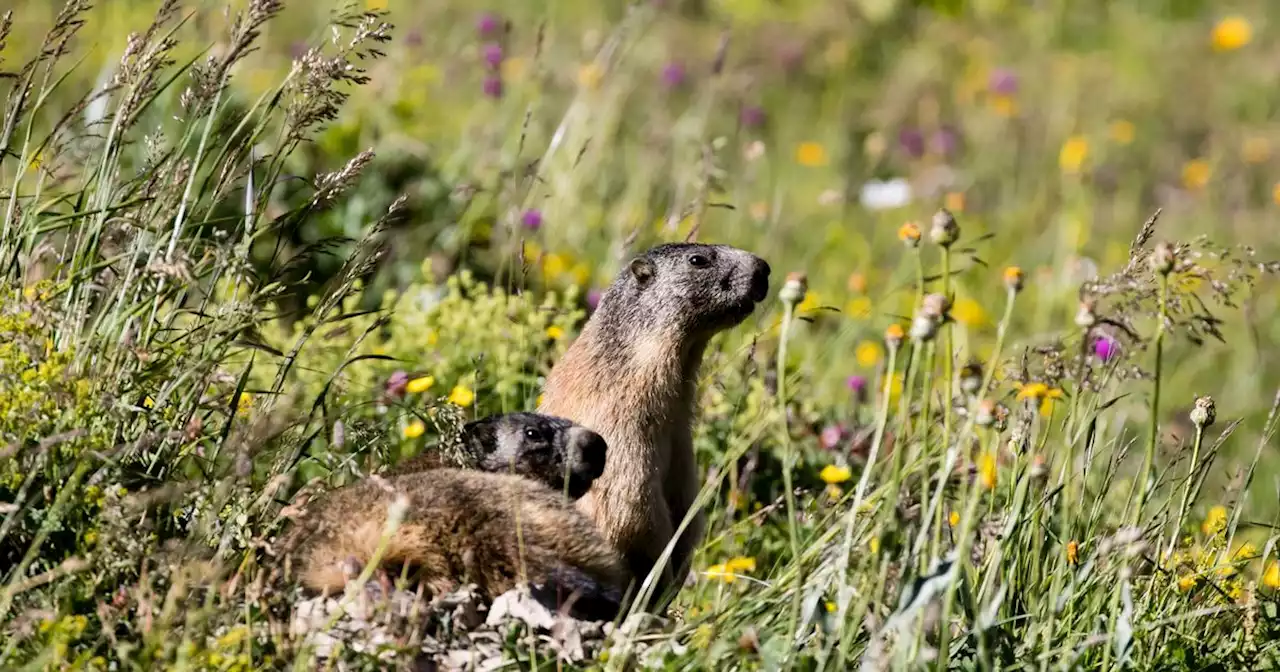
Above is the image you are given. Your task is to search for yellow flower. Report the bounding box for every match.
[820,464,852,484]
[824,601,837,613]
[846,273,867,294]
[1059,136,1089,174]
[798,291,822,315]
[1243,137,1270,164]
[1211,16,1252,52]
[364,0,386,9]
[854,340,882,367]
[1233,542,1260,560]
[948,511,960,527]
[1263,561,1280,589]
[570,262,591,287]
[578,63,604,90]
[749,201,770,221]
[1109,120,1136,145]
[448,386,475,408]
[944,191,966,213]
[501,56,526,80]
[235,392,252,417]
[887,372,905,404]
[704,557,755,583]
[536,393,545,407]
[825,483,843,502]
[989,94,1018,117]
[885,323,905,345]
[1066,540,1079,566]
[977,452,997,489]
[543,253,568,280]
[1181,159,1211,190]
[795,142,828,167]
[546,325,565,340]
[725,556,756,572]
[1273,182,1280,206]
[406,376,435,394]
[1177,574,1199,593]
[403,420,426,439]
[898,221,922,245]
[869,537,881,554]
[1003,266,1024,290]
[1039,395,1062,418]
[1202,505,1228,536]
[844,296,872,319]
[143,395,155,409]
[951,297,987,327]
[1216,564,1238,579]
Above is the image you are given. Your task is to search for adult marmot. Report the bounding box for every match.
[537,243,770,599]
[284,413,630,620]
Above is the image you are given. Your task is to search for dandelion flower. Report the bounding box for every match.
[1066,540,1079,565]
[977,452,998,489]
[855,341,882,367]
[1211,16,1252,52]
[726,556,756,572]
[1263,561,1280,589]
[448,386,476,408]
[951,297,987,327]
[948,511,960,527]
[795,142,828,167]
[403,419,426,439]
[1202,505,1229,536]
[1181,159,1211,190]
[546,325,565,341]
[869,537,881,553]
[1109,120,1136,145]
[1176,574,1198,593]
[820,464,852,485]
[1060,136,1089,174]
[235,392,253,417]
[406,376,435,395]
[143,395,155,409]
[897,221,922,247]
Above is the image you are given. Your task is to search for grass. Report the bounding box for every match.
[3,0,1280,668]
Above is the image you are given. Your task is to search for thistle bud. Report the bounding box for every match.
[1149,242,1175,276]
[779,271,808,307]
[929,208,960,247]
[1190,396,1216,430]
[921,293,951,320]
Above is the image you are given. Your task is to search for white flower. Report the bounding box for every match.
[859,177,912,210]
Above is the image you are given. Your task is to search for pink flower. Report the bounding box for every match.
[1093,334,1120,362]
[820,424,847,451]
[385,370,409,399]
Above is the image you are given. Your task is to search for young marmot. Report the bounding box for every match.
[388,412,608,499]
[537,243,770,598]
[284,413,630,620]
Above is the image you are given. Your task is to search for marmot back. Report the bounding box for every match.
[537,243,770,602]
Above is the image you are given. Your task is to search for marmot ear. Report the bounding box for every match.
[629,258,655,287]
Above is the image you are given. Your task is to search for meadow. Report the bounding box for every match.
[2,0,1280,668]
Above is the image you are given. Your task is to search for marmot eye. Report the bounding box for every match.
[688,254,710,268]
[523,428,541,441]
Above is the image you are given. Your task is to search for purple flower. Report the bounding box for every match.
[477,12,501,38]
[482,43,504,70]
[586,289,603,311]
[1093,334,1120,362]
[740,105,766,128]
[482,75,503,99]
[988,68,1019,96]
[520,209,543,231]
[898,128,925,159]
[846,375,868,402]
[661,62,686,89]
[930,125,959,157]
[385,370,409,399]
[820,424,847,451]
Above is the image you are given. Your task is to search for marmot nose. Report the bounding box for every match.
[749,258,771,303]
[569,427,608,480]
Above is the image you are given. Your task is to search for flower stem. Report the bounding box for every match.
[1131,273,1169,525]
[1164,424,1204,561]
[776,300,804,639]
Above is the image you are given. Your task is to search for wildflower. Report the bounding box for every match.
[403,419,426,439]
[1181,159,1211,190]
[1190,396,1216,429]
[1150,241,1176,275]
[944,191,966,212]
[820,464,852,485]
[520,209,542,231]
[898,222,922,248]
[854,341,881,368]
[1274,182,1280,206]
[546,325,565,341]
[482,75,503,99]
[406,376,435,394]
[235,392,253,417]
[931,126,959,157]
[1202,505,1228,536]
[1233,542,1259,561]
[448,386,476,408]
[858,178,912,210]
[1242,136,1270,164]
[1176,574,1198,593]
[977,452,997,489]
[844,296,872,318]
[740,105,766,128]
[948,511,960,527]
[779,272,807,307]
[705,556,756,583]
[929,208,960,247]
[988,67,1018,95]
[885,323,905,350]
[795,142,828,167]
[1093,334,1120,362]
[744,141,766,162]
[661,62,686,88]
[869,537,881,553]
[1059,136,1089,174]
[482,43,503,70]
[824,601,837,613]
[586,289,603,311]
[989,95,1018,118]
[1211,16,1252,52]
[847,375,868,403]
[898,128,925,158]
[951,298,987,327]
[1003,266,1024,293]
[974,399,998,427]
[1263,561,1280,589]
[1066,540,1079,565]
[819,424,846,451]
[143,395,156,409]
[1109,120,1136,145]
[477,12,502,38]
[797,290,823,315]
[846,272,867,293]
[578,63,604,89]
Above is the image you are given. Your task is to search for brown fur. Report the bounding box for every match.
[537,243,770,600]
[285,469,631,618]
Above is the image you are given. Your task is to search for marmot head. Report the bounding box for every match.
[604,243,771,338]
[461,412,608,499]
